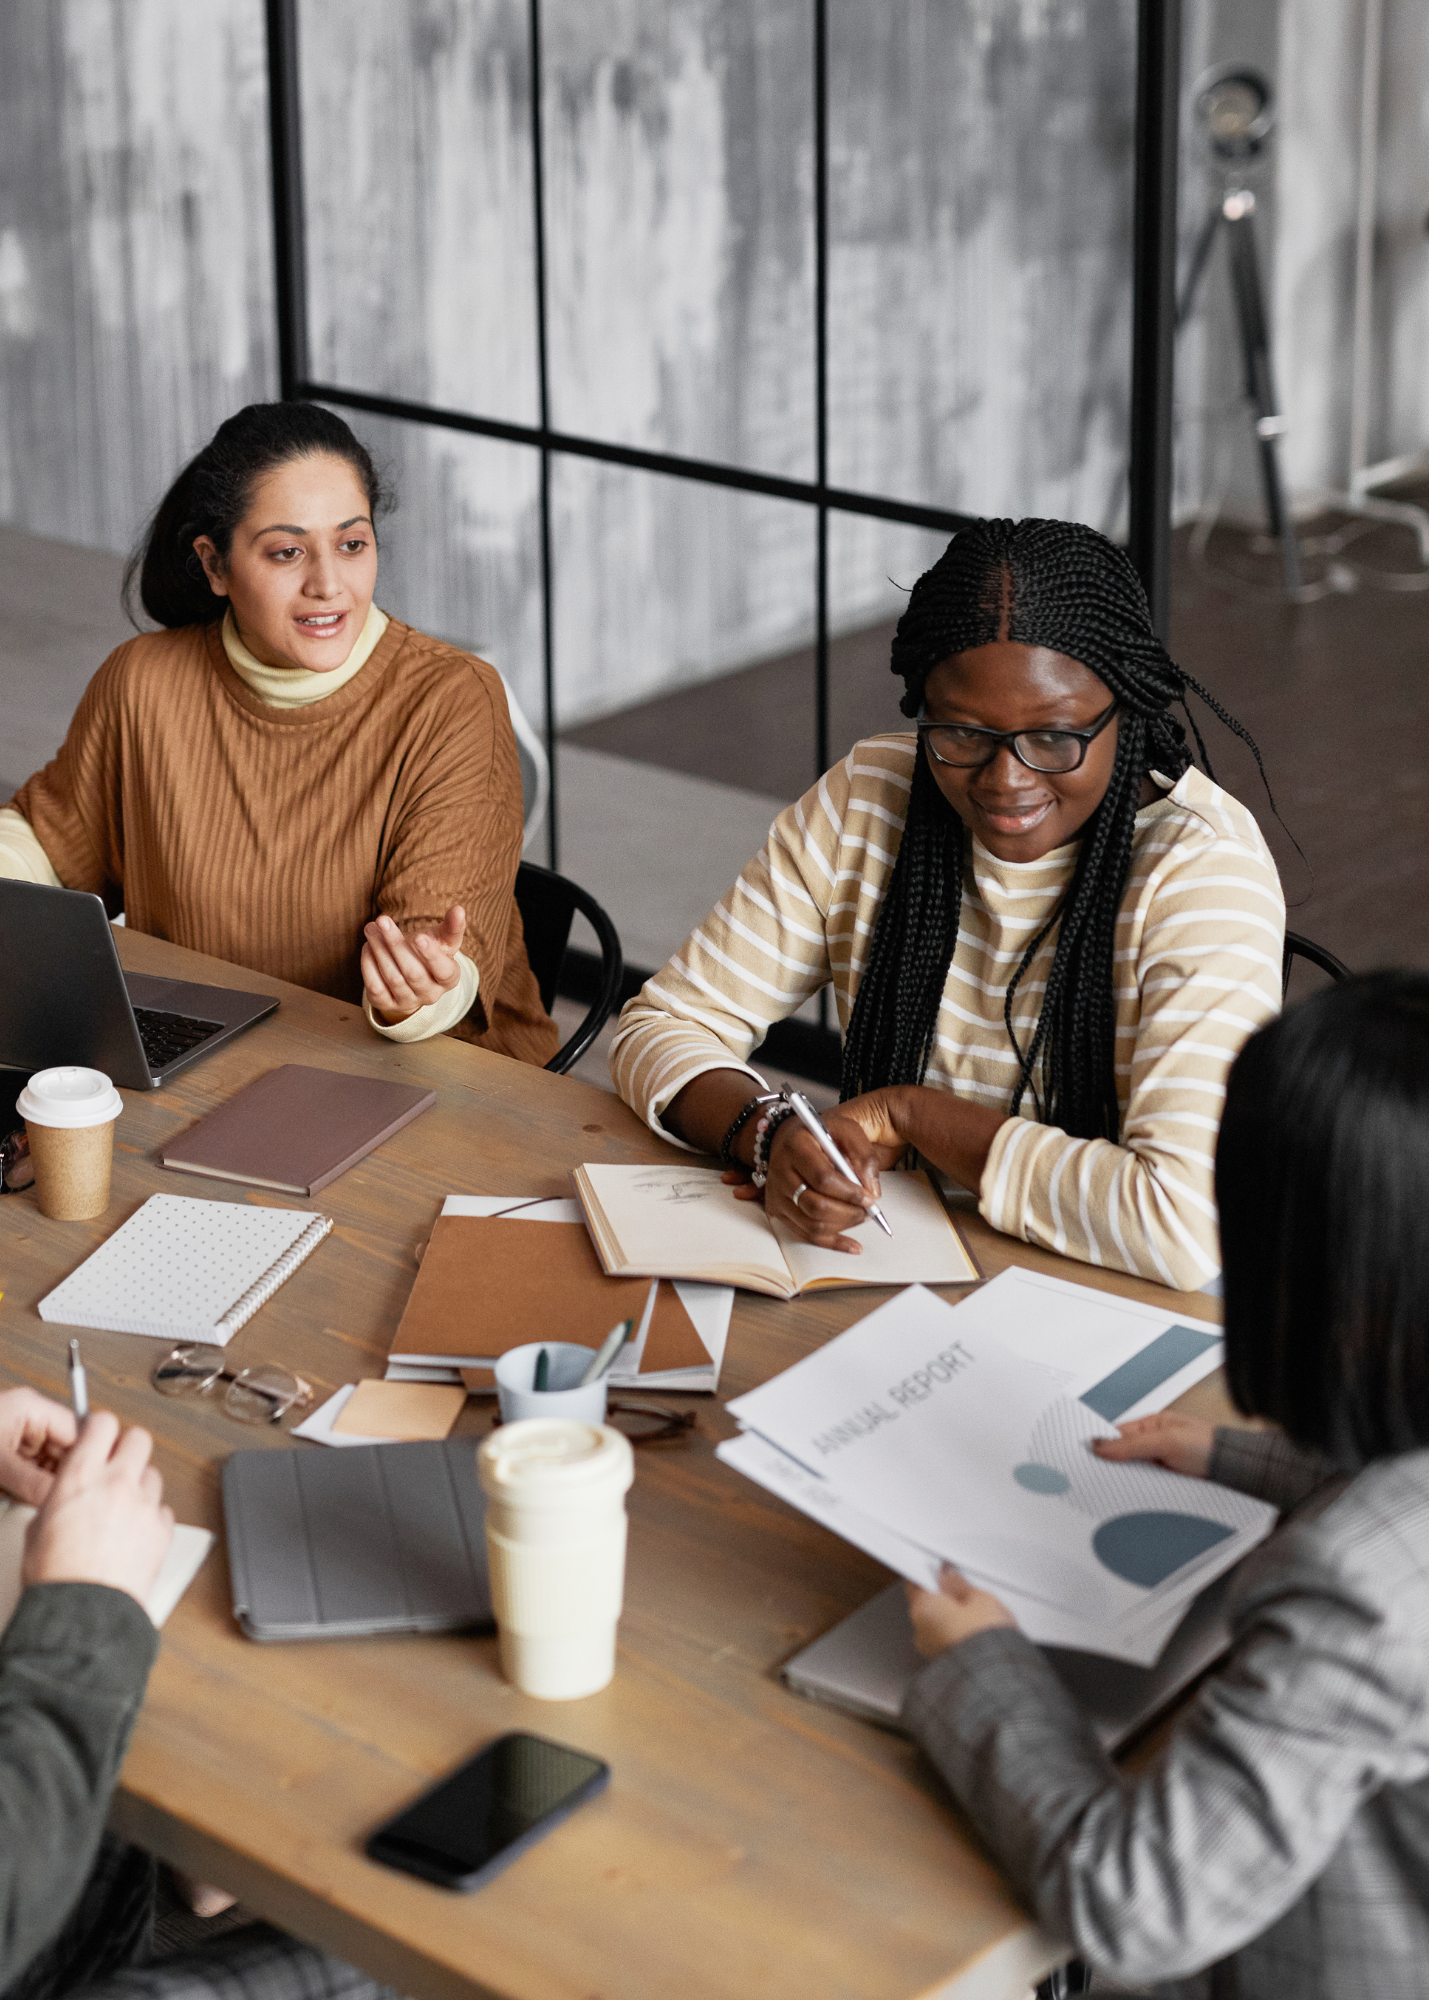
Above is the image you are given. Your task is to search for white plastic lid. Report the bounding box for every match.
[17,1066,124,1129]
[477,1419,633,1502]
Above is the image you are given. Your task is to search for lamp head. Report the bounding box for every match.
[1194,64,1275,162]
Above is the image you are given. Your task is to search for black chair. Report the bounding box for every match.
[514,861,625,1076]
[1282,930,1350,998]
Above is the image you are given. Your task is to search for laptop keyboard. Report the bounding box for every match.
[133,1006,224,1073]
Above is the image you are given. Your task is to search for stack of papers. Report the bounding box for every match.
[721,1272,1276,1666]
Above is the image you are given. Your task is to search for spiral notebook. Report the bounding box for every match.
[37,1192,333,1346]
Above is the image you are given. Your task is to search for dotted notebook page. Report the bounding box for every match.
[37,1193,330,1344]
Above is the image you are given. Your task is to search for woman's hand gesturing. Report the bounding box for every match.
[362,905,466,1024]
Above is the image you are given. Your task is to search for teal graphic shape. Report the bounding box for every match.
[1080,1324,1220,1421]
[1093,1511,1234,1587]
[1013,1461,1072,1495]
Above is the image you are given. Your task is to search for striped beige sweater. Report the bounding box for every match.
[611,734,1285,1291]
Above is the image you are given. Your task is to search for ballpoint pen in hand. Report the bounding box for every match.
[578,1314,637,1388]
[68,1339,89,1423]
[787,1091,894,1238]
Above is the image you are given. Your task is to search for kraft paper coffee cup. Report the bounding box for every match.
[493,1343,610,1427]
[17,1067,123,1221]
[477,1419,635,1701]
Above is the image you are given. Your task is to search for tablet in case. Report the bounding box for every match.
[223,1437,493,1642]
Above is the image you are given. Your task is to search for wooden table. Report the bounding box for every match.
[0,930,1231,2000]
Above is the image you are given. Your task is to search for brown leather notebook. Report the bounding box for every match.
[388,1216,709,1374]
[161,1064,436,1197]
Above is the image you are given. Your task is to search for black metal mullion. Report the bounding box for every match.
[264,0,308,399]
[295,379,975,539]
[813,0,830,786]
[1127,0,1182,639]
[528,0,557,871]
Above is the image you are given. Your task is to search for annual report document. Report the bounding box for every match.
[572,1163,979,1297]
[727,1282,1275,1634]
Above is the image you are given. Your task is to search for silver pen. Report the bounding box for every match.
[68,1339,89,1422]
[787,1092,893,1238]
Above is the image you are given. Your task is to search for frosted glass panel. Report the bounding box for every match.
[550,457,814,725]
[543,0,815,478]
[827,0,1135,529]
[300,0,539,423]
[333,409,545,725]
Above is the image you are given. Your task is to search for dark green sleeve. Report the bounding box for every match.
[0,1583,158,1990]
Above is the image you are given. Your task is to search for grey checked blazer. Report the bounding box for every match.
[903,1428,1429,1999]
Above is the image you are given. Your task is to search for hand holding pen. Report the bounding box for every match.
[732,1089,896,1253]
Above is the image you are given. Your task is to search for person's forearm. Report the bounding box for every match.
[0,1583,158,1989]
[877,1084,1008,1193]
[664,1070,770,1161]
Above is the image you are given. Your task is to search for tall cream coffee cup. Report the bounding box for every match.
[477,1419,635,1700]
[17,1067,123,1221]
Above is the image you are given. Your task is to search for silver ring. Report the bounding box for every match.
[792,1182,808,1211]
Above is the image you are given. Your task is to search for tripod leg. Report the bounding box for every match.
[1227,208,1302,594]
[1177,206,1221,327]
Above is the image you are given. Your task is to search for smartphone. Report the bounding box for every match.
[365,1731,610,1891]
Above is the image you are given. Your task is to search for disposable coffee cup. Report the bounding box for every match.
[494,1342,609,1426]
[477,1419,635,1700]
[17,1067,123,1221]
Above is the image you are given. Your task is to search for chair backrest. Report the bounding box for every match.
[514,862,625,1075]
[497,677,551,852]
[1282,930,1350,999]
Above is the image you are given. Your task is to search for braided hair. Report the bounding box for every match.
[840,517,1269,1141]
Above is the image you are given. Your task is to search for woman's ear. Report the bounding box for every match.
[191,535,229,599]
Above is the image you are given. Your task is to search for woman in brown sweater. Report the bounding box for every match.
[0,402,558,1066]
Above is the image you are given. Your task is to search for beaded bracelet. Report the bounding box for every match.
[751,1098,799,1187]
[718,1091,780,1170]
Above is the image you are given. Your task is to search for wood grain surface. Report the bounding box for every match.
[0,929,1232,2000]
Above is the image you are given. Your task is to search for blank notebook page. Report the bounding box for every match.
[37,1192,331,1345]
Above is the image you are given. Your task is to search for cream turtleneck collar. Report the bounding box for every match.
[221,603,390,708]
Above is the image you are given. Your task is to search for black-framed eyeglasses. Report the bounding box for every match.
[917,700,1120,775]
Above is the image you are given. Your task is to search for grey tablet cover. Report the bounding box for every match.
[781,1570,1233,1753]
[223,1438,493,1643]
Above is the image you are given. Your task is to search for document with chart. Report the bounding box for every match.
[724,1275,1275,1663]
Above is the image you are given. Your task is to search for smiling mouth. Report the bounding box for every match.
[295,611,346,632]
[976,798,1054,830]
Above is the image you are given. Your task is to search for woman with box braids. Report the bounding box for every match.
[614,513,1286,1291]
[840,516,1270,1141]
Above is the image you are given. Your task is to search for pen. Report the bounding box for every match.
[579,1314,637,1388]
[533,1347,550,1392]
[787,1091,894,1238]
[68,1339,89,1423]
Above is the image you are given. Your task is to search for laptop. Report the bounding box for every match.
[780,1570,1234,1754]
[0,879,279,1090]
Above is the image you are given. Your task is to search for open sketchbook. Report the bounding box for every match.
[0,1499,212,1630]
[573,1164,978,1299]
[384,1197,733,1392]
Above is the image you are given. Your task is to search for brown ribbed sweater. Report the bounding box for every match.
[13,617,559,1066]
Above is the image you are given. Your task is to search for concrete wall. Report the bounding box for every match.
[1,0,1424,732]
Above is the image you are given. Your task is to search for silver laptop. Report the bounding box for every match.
[781,1571,1234,1754]
[0,879,278,1090]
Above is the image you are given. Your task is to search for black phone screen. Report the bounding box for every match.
[366,1732,609,1889]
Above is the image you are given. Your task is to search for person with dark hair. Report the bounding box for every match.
[612,516,1285,1291]
[0,401,557,1065]
[901,971,1429,1998]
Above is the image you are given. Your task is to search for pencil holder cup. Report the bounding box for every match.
[494,1343,609,1427]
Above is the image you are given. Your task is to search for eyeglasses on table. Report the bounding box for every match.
[151,1345,313,1426]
